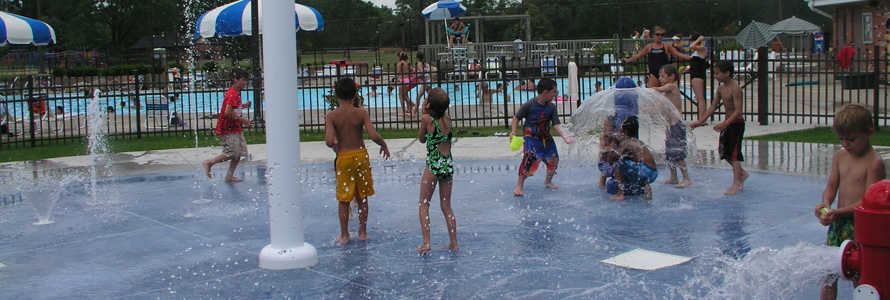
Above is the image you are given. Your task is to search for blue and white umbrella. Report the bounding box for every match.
[421,0,467,20]
[195,0,323,38]
[0,10,56,46]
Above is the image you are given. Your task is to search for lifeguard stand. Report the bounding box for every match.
[450,48,469,80]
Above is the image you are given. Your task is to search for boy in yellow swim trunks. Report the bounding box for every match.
[815,103,885,299]
[325,77,391,245]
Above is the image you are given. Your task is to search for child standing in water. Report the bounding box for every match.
[325,77,391,245]
[510,78,574,196]
[691,61,748,195]
[815,104,885,299]
[650,64,692,188]
[416,88,458,253]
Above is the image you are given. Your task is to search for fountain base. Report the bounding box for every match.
[33,220,55,226]
[258,243,318,270]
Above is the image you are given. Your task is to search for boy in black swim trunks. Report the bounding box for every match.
[690,61,748,195]
[814,103,885,299]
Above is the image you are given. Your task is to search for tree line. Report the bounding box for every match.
[0,0,830,54]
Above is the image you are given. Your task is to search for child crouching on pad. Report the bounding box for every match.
[604,116,658,200]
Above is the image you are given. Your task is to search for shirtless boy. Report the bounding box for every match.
[691,61,748,195]
[325,77,391,244]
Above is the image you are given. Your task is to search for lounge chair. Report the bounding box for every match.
[541,55,556,76]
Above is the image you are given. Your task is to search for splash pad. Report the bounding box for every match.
[0,158,849,298]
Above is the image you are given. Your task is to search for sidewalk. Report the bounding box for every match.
[0,122,823,178]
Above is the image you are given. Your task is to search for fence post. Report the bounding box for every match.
[757,47,768,125]
[873,45,880,131]
[500,55,509,128]
[574,52,582,108]
[134,74,142,139]
[27,75,36,148]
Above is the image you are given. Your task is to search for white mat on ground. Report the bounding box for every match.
[601,248,692,271]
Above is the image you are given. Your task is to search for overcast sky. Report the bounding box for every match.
[367,0,397,8]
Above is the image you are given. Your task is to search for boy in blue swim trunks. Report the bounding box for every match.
[605,116,658,200]
[814,103,885,299]
[510,78,574,196]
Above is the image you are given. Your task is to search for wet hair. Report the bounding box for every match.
[659,64,679,81]
[416,51,425,61]
[231,67,249,81]
[714,60,734,77]
[536,78,556,94]
[398,51,408,61]
[690,31,701,41]
[426,88,450,119]
[833,103,874,137]
[620,116,639,138]
[334,77,357,101]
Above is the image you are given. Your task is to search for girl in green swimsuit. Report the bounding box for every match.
[416,88,458,253]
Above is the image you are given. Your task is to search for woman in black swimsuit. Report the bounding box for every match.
[622,26,690,88]
[687,32,709,120]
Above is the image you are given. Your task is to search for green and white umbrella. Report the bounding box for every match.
[770,16,821,35]
[735,21,776,49]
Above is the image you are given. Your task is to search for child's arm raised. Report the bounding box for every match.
[417,114,431,143]
[363,110,391,159]
[667,44,691,60]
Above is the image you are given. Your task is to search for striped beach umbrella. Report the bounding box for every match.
[0,10,56,46]
[770,16,821,35]
[735,21,776,50]
[195,0,324,38]
[421,0,467,21]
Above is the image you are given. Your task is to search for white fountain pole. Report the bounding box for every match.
[258,0,317,269]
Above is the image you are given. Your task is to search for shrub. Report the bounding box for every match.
[202,62,218,72]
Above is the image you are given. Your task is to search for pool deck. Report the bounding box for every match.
[0,121,879,299]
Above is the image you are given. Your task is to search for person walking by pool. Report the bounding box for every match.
[686,32,710,121]
[416,88,458,253]
[325,77,391,245]
[202,68,252,182]
[413,52,432,108]
[622,26,690,88]
[510,78,574,196]
[514,79,535,91]
[814,103,885,300]
[396,51,416,118]
[650,65,692,188]
[690,61,748,195]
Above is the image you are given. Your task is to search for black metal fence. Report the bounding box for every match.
[1,39,887,149]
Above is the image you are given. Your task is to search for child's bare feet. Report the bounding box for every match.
[545,183,559,189]
[609,194,625,201]
[337,234,350,245]
[202,160,213,178]
[598,176,607,189]
[358,229,369,241]
[643,186,652,200]
[675,179,693,188]
[224,177,244,182]
[417,243,432,253]
[724,171,749,195]
[443,243,459,251]
[513,186,523,196]
[660,178,678,185]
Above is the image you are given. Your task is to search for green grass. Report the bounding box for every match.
[0,126,508,163]
[748,126,890,146]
